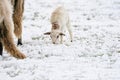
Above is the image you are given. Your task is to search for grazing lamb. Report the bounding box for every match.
[0,0,26,59]
[44,7,73,44]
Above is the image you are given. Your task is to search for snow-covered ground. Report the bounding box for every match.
[1,0,120,80]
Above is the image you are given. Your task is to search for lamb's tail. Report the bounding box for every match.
[1,20,26,59]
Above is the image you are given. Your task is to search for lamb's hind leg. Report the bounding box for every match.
[12,0,24,45]
[66,20,73,42]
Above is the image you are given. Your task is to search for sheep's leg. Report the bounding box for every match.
[0,22,3,56]
[0,42,3,56]
[12,0,24,46]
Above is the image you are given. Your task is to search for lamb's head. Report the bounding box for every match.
[44,30,65,44]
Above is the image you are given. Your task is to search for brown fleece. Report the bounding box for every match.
[12,0,24,38]
[2,20,26,59]
[0,0,26,59]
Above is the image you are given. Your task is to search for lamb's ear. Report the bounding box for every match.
[44,32,51,35]
[59,32,65,36]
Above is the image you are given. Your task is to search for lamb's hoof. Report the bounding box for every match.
[71,40,73,42]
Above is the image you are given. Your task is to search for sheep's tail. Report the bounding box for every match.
[1,20,26,59]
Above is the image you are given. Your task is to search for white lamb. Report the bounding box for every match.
[44,7,73,44]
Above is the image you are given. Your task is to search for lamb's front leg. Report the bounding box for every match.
[60,35,63,44]
[60,27,65,44]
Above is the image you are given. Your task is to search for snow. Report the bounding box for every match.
[1,0,120,80]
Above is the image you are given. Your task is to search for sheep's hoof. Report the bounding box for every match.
[17,42,23,46]
[17,39,23,46]
[71,40,73,42]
